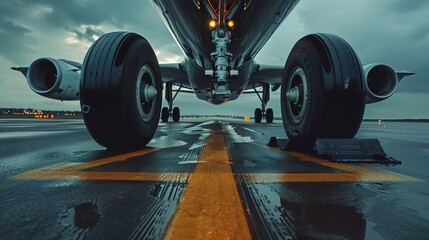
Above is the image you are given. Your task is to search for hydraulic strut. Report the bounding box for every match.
[210,29,232,96]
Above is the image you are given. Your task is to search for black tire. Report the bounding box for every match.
[266,108,274,123]
[172,107,180,122]
[281,33,365,150]
[161,107,169,122]
[254,108,262,123]
[80,32,162,150]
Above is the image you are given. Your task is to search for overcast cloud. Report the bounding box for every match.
[0,0,428,119]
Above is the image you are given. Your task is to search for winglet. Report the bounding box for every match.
[396,70,415,81]
[11,67,29,78]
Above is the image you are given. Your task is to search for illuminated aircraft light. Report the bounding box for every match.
[227,20,235,28]
[209,20,217,29]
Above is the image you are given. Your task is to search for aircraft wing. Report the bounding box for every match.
[11,67,29,78]
[160,63,188,83]
[396,70,415,81]
[247,64,283,91]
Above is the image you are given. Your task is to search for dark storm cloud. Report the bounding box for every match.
[290,0,429,94]
[0,0,174,63]
[26,0,168,40]
[0,19,37,64]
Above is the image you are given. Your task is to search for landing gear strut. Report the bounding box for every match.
[161,82,181,122]
[253,83,274,123]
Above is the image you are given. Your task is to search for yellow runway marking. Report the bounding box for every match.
[281,151,422,182]
[11,138,421,183]
[12,171,188,182]
[61,148,159,171]
[12,148,162,181]
[165,133,251,240]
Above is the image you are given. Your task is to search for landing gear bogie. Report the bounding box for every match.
[253,84,274,123]
[161,82,181,122]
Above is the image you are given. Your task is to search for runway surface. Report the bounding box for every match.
[1,118,428,239]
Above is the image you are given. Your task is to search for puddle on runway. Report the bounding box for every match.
[224,123,253,143]
[58,202,100,239]
[237,176,368,239]
[147,136,187,149]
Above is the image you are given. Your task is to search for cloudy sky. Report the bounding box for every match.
[1,0,428,119]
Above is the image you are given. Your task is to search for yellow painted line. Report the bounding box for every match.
[12,171,188,182]
[11,147,161,181]
[60,148,159,171]
[10,136,421,183]
[165,133,251,240]
[283,151,422,182]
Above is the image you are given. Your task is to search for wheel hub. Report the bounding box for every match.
[136,65,157,122]
[286,67,308,124]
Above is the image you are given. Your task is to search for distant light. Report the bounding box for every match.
[227,20,235,28]
[209,20,217,29]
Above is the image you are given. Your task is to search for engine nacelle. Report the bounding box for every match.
[363,63,398,104]
[27,58,80,100]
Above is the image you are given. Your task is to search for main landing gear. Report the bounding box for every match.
[161,82,181,122]
[253,83,274,123]
[80,32,162,150]
[280,33,366,152]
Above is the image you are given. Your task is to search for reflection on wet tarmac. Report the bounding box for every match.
[59,202,100,239]
[2,119,429,239]
[280,197,366,239]
[239,181,366,239]
[72,202,100,229]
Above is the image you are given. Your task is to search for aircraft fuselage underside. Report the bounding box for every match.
[152,0,299,103]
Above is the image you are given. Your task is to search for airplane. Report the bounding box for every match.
[12,0,414,151]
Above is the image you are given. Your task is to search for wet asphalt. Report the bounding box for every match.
[0,118,428,239]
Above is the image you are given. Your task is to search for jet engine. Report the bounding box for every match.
[363,63,398,104]
[27,58,81,100]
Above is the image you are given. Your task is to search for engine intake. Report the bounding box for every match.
[27,58,81,100]
[363,63,398,104]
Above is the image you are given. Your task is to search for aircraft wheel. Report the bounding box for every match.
[266,108,274,123]
[161,107,169,122]
[172,107,180,122]
[254,108,262,123]
[80,32,162,150]
[281,33,365,150]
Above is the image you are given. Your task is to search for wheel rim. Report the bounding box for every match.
[286,67,308,124]
[136,64,157,123]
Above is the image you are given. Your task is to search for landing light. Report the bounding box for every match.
[227,20,234,28]
[209,20,217,29]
